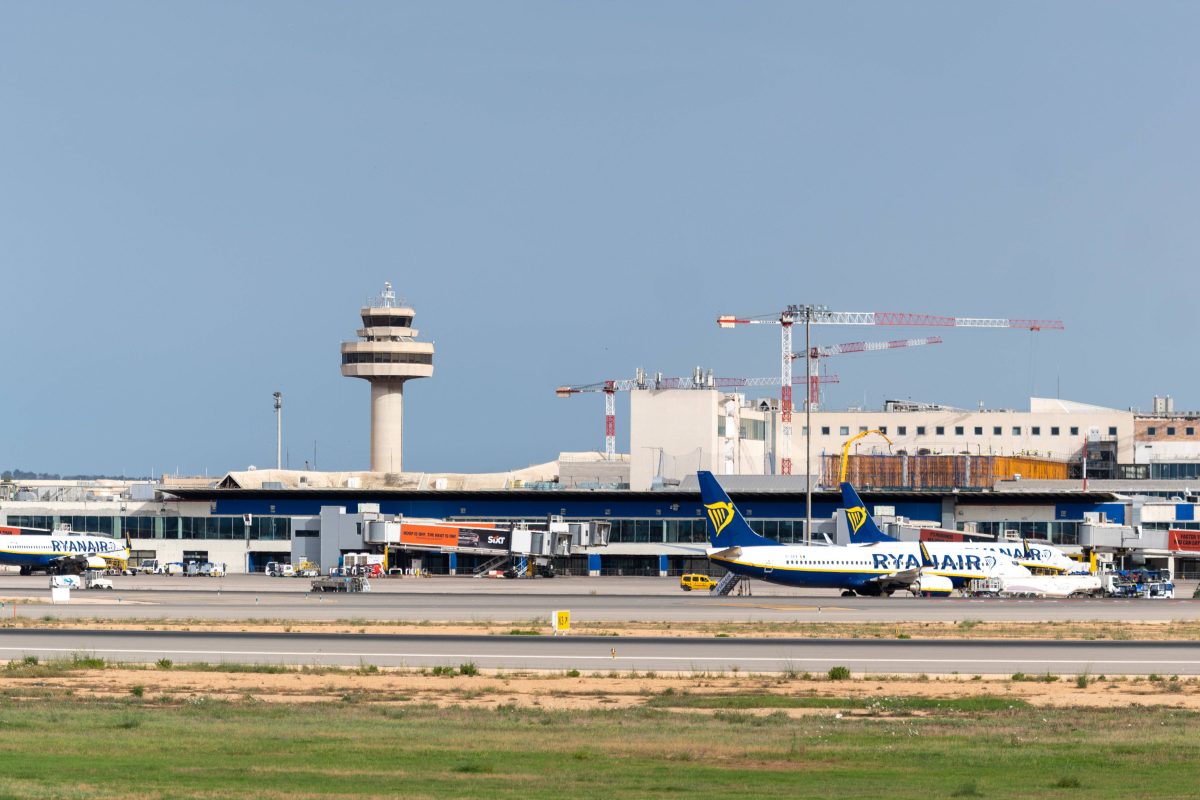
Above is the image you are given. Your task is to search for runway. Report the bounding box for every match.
[1,628,1197,675]
[0,574,1197,623]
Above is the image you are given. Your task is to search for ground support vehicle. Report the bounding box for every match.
[49,572,113,590]
[965,574,1102,598]
[81,572,114,590]
[1102,569,1174,598]
[310,575,371,593]
[680,574,717,592]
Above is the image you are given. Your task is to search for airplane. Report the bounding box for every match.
[0,526,130,575]
[698,471,1032,596]
[839,481,1079,574]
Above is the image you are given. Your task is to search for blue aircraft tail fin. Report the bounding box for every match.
[840,482,899,544]
[696,472,777,548]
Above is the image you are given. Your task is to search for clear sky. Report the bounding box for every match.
[2,2,1198,477]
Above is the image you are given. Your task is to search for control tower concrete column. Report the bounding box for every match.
[340,283,434,472]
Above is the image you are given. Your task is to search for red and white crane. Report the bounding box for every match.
[716,307,1064,476]
[794,336,943,410]
[556,369,838,459]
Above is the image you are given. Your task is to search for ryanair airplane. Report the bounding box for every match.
[839,481,1077,574]
[699,471,1033,596]
[0,526,129,575]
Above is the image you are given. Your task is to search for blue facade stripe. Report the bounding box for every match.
[1177,504,1195,522]
[1056,502,1127,525]
[209,496,944,522]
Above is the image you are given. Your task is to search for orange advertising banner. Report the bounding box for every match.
[0,526,19,536]
[400,524,461,547]
[1168,529,1200,552]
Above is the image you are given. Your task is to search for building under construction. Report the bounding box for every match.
[823,453,1070,490]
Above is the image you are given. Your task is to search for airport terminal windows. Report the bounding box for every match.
[954,426,963,435]
[1070,426,1079,435]
[1012,426,1021,436]
[1150,463,1200,480]
[121,517,156,539]
[916,426,926,435]
[993,426,1002,435]
[128,516,291,541]
[974,426,982,435]
[839,426,849,436]
[963,520,1079,545]
[897,426,907,435]
[64,516,113,535]
[1051,427,1060,435]
[1031,426,1041,435]
[821,426,831,435]
[1148,426,1157,436]
[1168,427,1176,436]
[6,515,52,530]
[607,518,804,545]
[936,426,945,435]
[1109,426,1118,436]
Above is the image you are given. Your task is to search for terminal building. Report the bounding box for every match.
[4,285,1200,578]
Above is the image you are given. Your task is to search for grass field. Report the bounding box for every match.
[1,693,1198,799]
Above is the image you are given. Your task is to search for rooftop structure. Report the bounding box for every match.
[340,282,434,472]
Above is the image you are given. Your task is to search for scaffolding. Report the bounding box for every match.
[821,454,1069,490]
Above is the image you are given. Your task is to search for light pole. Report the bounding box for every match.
[273,392,283,470]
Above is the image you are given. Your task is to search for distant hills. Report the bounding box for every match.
[2,469,152,482]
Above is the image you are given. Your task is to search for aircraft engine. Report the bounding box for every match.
[914,572,954,597]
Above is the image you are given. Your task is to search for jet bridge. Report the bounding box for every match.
[291,505,610,576]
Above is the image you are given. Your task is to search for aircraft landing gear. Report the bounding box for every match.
[840,589,857,597]
[19,566,31,576]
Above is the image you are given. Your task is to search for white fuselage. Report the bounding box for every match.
[708,540,1036,592]
[0,534,129,569]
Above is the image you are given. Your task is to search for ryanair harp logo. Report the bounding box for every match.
[705,501,734,537]
[846,506,868,533]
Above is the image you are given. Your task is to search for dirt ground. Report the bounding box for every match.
[4,666,1199,713]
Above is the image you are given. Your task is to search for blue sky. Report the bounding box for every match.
[2,2,1197,476]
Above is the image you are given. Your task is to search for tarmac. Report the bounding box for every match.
[0,574,1198,624]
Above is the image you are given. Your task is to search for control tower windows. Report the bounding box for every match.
[362,314,413,329]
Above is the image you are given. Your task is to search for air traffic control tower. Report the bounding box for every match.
[340,283,434,472]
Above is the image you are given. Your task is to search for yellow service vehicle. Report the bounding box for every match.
[680,573,717,592]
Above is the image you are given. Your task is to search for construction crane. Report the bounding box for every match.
[793,336,943,411]
[717,305,1064,544]
[555,368,838,460]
